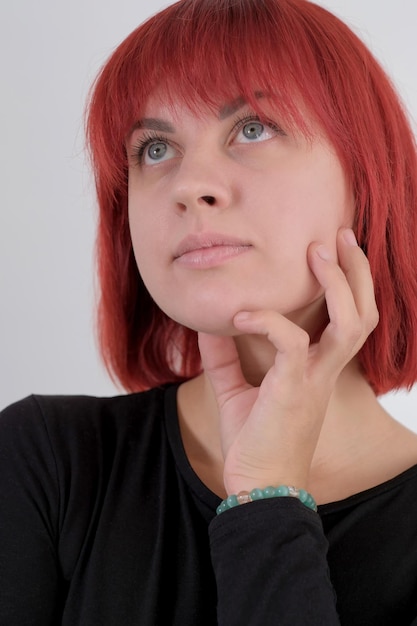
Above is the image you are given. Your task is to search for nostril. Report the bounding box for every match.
[201,195,216,206]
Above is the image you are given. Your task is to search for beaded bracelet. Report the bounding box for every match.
[216,485,318,515]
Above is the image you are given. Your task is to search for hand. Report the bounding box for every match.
[198,228,379,495]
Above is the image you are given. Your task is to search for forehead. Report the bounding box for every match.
[141,90,250,118]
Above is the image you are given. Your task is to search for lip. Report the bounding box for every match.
[173,233,252,269]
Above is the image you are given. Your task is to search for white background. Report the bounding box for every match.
[1,0,416,430]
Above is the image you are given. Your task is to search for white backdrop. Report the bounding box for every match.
[1,0,416,430]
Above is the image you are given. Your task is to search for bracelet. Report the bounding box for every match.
[216,485,318,515]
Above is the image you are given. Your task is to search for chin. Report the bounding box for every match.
[156,282,324,336]
[173,313,239,336]
[162,302,241,336]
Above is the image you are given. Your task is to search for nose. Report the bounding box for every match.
[171,151,232,214]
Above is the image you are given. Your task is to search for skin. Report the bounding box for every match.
[127,95,353,336]
[127,93,417,504]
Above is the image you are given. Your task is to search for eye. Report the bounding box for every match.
[233,115,284,144]
[241,121,265,140]
[131,133,177,166]
[147,141,168,161]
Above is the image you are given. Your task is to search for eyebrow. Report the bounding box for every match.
[218,96,247,119]
[219,92,265,119]
[128,94,264,138]
[129,118,176,134]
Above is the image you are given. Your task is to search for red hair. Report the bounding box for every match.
[86,0,417,395]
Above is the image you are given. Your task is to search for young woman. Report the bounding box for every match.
[1,0,417,624]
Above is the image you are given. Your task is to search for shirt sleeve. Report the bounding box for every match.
[209,497,340,625]
[0,396,61,624]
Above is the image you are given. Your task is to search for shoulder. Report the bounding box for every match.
[1,385,169,424]
[0,385,174,458]
[0,385,178,513]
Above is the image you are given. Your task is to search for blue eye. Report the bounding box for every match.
[234,115,282,144]
[147,141,168,161]
[132,133,176,166]
[242,121,265,140]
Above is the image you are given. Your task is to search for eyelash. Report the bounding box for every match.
[230,113,284,137]
[130,113,284,165]
[131,131,171,165]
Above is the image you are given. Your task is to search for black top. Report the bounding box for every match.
[1,384,417,625]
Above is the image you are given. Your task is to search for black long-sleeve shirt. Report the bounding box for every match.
[1,384,417,625]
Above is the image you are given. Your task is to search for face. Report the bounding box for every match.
[127,92,354,335]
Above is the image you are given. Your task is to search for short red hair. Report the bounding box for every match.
[86,0,417,395]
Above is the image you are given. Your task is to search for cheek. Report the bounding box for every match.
[314,149,355,222]
[292,160,353,230]
[128,211,178,316]
[128,188,169,261]
[130,222,158,279]
[128,204,158,281]
[259,169,353,265]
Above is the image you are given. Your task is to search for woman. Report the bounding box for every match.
[1,0,417,623]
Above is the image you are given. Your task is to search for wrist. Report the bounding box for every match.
[217,484,318,515]
[225,473,309,496]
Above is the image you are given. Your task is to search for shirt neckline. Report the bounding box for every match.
[163,382,417,518]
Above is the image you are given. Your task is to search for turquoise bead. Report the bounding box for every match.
[304,495,317,511]
[226,494,239,508]
[216,484,317,515]
[250,488,264,500]
[216,501,229,515]
[298,489,308,503]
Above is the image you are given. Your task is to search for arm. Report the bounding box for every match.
[209,499,339,625]
[201,228,378,623]
[0,396,61,624]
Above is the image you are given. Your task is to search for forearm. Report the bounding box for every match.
[209,498,340,626]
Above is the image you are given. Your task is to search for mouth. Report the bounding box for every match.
[173,233,252,269]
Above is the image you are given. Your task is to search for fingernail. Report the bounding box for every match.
[234,311,252,324]
[316,244,331,261]
[343,228,358,246]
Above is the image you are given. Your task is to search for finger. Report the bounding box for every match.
[336,228,379,334]
[233,310,310,393]
[307,228,378,375]
[198,332,250,407]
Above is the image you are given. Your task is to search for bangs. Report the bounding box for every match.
[129,0,310,124]
[87,0,337,191]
